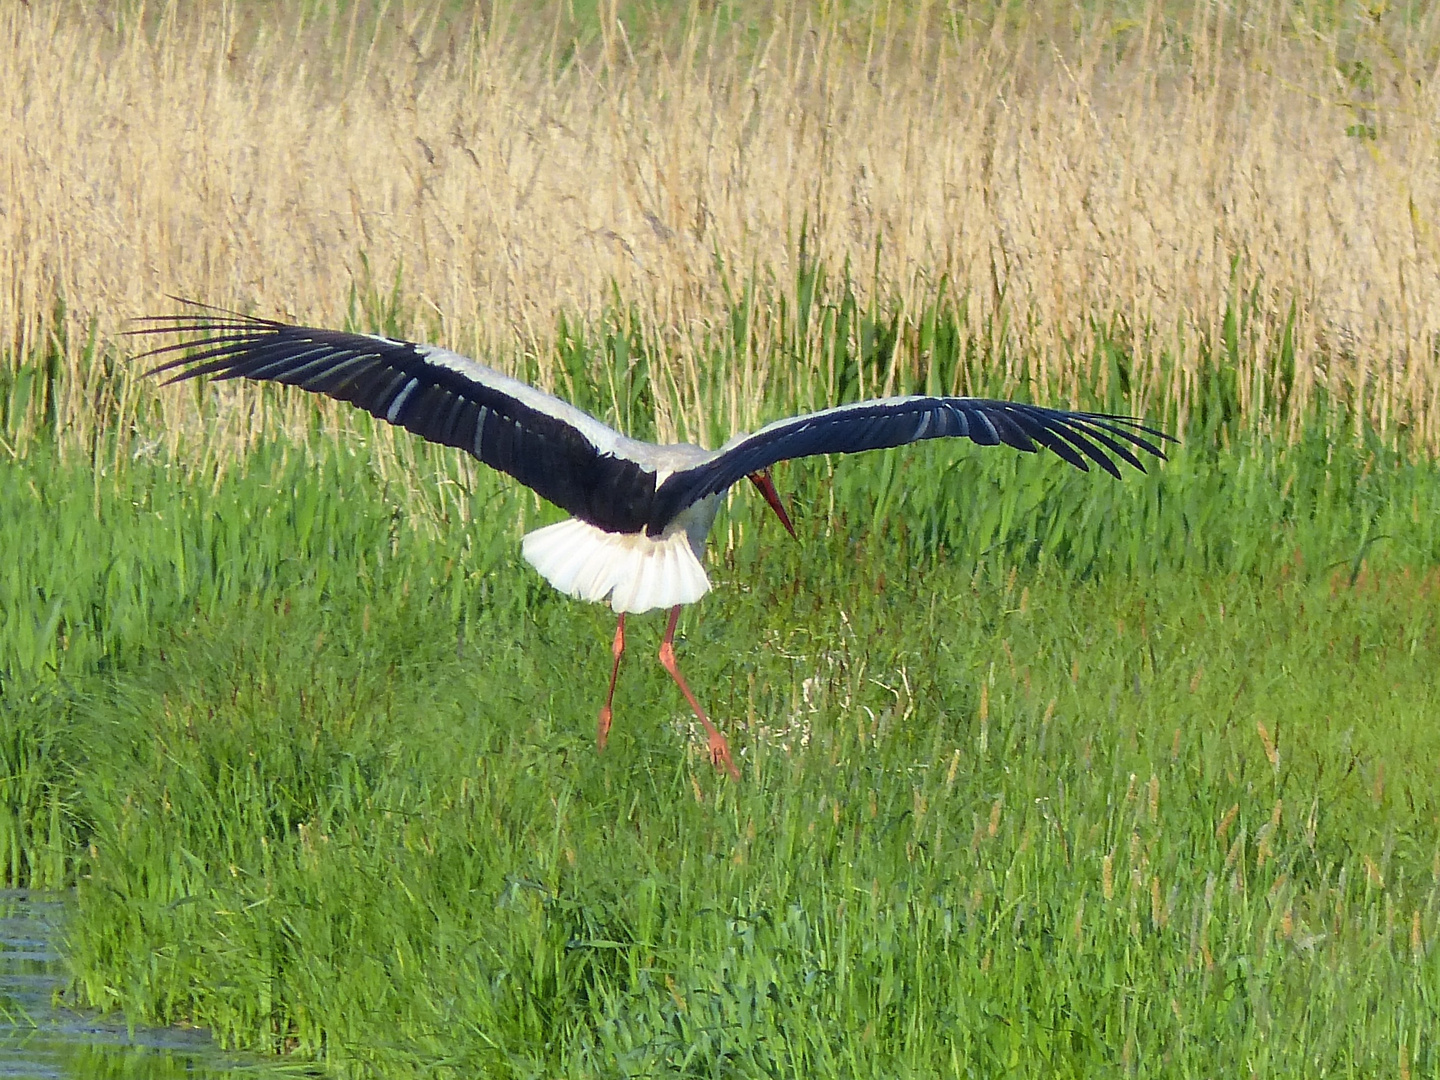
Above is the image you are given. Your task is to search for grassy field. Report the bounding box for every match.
[3,405,1439,1076]
[3,0,1440,1076]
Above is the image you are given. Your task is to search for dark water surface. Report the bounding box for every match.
[0,891,303,1079]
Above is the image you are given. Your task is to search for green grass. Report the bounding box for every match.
[3,259,1440,1077]
[2,409,1439,1075]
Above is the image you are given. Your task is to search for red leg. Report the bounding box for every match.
[597,614,625,752]
[658,605,740,780]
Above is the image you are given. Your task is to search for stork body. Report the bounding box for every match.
[137,307,1170,776]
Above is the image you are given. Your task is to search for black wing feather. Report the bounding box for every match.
[134,307,660,533]
[649,397,1172,531]
[135,307,1172,539]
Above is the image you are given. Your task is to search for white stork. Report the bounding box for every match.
[136,306,1169,778]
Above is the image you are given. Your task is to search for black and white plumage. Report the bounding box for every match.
[136,306,1170,776]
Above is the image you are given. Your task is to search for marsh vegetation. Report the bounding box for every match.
[2,0,1439,1074]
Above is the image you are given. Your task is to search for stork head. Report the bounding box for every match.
[747,469,796,539]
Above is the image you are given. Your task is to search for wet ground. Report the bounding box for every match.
[0,891,301,1079]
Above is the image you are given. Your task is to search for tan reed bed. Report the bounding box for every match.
[3,0,1440,463]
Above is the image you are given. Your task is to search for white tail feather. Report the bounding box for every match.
[521,518,711,614]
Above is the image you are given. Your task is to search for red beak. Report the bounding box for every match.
[747,469,797,538]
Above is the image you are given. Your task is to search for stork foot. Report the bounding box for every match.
[597,705,613,752]
[701,719,741,780]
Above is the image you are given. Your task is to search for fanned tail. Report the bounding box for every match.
[521,519,711,614]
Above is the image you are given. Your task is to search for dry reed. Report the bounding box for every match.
[5,0,1440,456]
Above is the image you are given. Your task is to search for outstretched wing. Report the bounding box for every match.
[649,396,1171,531]
[134,306,660,533]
